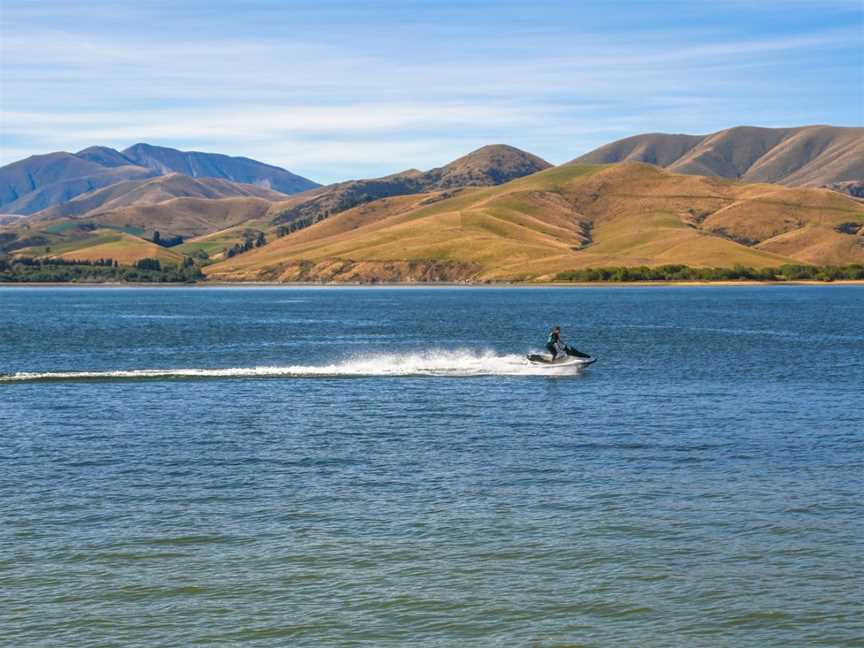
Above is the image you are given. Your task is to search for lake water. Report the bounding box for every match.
[1,286,862,647]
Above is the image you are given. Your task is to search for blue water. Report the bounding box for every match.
[2,286,863,646]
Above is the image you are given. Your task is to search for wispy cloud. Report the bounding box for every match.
[1,0,861,182]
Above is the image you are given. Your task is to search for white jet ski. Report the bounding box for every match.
[527,343,596,367]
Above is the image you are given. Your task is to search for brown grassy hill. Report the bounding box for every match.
[206,162,864,282]
[53,230,186,265]
[10,227,186,266]
[423,144,552,188]
[0,192,275,264]
[573,125,863,187]
[0,195,274,267]
[32,174,288,220]
[572,133,704,168]
[79,195,275,240]
[268,145,551,228]
[173,223,272,260]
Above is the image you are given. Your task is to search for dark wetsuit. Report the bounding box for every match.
[546,330,561,358]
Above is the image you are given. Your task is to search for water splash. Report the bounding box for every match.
[0,349,592,382]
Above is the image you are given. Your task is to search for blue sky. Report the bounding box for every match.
[0,0,861,183]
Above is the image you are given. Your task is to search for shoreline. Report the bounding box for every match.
[2,279,864,288]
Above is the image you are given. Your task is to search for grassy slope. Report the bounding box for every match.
[82,196,274,239]
[173,219,272,259]
[205,162,864,281]
[207,193,448,272]
[14,229,185,265]
[2,196,275,266]
[572,125,864,187]
[205,168,601,280]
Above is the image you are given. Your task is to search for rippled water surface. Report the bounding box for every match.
[2,286,863,646]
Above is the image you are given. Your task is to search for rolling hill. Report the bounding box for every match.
[0,192,275,264]
[573,125,863,187]
[0,174,290,263]
[0,145,551,269]
[0,144,319,215]
[8,226,186,266]
[206,162,864,283]
[86,196,275,240]
[268,145,551,227]
[31,174,288,221]
[4,130,862,281]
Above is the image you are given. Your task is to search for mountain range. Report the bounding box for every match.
[0,143,319,215]
[267,145,551,228]
[1,125,862,281]
[573,125,863,187]
[206,161,864,282]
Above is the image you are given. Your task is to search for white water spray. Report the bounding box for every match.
[0,349,590,382]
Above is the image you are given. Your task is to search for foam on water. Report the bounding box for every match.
[0,349,589,382]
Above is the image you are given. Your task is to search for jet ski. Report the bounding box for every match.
[527,344,596,367]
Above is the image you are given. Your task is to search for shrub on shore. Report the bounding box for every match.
[0,257,204,283]
[555,264,864,282]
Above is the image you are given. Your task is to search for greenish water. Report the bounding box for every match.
[1,286,862,646]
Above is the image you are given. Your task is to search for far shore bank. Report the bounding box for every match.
[2,280,864,288]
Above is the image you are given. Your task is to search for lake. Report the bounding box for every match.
[2,286,862,646]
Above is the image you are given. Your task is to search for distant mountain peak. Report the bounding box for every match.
[442,144,550,170]
[120,143,319,193]
[427,144,551,189]
[572,125,864,187]
[1,143,319,214]
[271,144,551,226]
[75,146,136,168]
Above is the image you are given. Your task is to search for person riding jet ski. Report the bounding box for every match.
[547,326,564,359]
[546,326,591,360]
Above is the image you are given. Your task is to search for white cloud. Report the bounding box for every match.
[1,102,535,140]
[1,2,860,181]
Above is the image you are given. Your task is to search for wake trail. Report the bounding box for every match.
[0,350,589,383]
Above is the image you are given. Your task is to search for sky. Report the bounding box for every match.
[0,0,862,183]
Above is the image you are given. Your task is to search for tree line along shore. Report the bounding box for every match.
[2,257,864,284]
[554,264,864,282]
[0,256,203,283]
